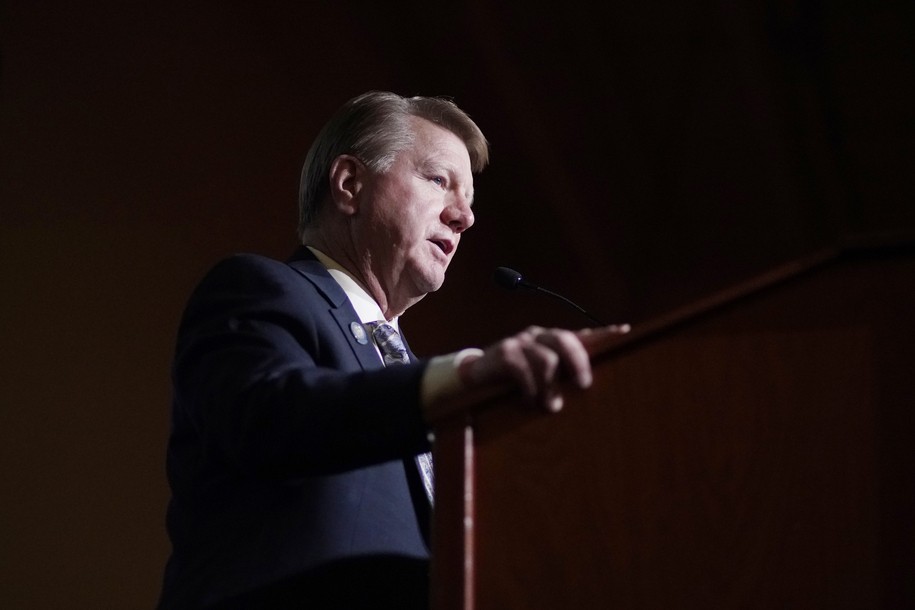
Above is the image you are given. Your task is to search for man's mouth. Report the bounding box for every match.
[430,238,453,256]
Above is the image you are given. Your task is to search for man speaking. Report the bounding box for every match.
[158,91,605,609]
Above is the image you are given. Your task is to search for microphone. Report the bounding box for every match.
[493,266,606,326]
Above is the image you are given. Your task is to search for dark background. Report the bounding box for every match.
[1,1,912,607]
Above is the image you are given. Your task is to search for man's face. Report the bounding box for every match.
[355,117,475,314]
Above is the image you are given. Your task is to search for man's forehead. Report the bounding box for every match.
[417,153,466,171]
[409,117,468,152]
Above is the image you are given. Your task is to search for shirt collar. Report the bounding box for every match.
[305,246,399,330]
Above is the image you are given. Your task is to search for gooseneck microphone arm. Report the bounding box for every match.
[493,266,605,326]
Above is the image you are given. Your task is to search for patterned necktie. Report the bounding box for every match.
[368,322,435,505]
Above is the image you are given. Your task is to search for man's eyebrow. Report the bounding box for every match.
[418,158,474,203]
[418,157,448,172]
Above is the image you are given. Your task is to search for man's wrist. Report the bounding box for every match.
[420,348,485,407]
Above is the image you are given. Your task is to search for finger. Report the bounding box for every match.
[521,340,561,395]
[577,324,630,337]
[516,341,582,413]
[485,337,560,407]
[511,340,561,404]
[543,387,564,413]
[534,329,592,388]
[478,335,540,398]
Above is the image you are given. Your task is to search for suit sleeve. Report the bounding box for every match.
[170,254,431,479]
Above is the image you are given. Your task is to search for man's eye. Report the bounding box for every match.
[431,176,446,187]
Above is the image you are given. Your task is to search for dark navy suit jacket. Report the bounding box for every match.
[158,247,433,609]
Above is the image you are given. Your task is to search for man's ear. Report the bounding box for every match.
[328,155,366,216]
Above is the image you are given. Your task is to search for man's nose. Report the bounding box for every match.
[443,194,474,233]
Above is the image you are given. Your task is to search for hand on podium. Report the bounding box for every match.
[457,324,630,414]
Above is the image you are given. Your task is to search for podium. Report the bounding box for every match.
[430,241,915,609]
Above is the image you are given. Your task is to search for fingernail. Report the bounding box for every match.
[548,395,563,413]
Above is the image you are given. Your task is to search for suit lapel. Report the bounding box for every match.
[286,247,382,372]
[288,247,432,540]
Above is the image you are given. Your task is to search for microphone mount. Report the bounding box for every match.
[493,266,605,326]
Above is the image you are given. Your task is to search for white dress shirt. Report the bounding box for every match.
[306,247,482,409]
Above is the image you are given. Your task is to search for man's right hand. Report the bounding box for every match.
[457,325,628,413]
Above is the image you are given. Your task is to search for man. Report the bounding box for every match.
[158,91,602,609]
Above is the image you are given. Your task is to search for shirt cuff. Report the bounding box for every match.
[420,348,485,407]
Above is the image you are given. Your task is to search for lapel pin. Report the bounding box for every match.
[350,321,369,345]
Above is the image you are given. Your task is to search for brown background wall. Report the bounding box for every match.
[1,1,912,607]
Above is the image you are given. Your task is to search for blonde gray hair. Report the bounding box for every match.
[298,91,489,238]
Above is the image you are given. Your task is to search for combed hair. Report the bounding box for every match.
[297,91,489,238]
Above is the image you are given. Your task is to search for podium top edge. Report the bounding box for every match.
[585,233,915,361]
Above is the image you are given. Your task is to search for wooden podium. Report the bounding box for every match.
[430,241,915,609]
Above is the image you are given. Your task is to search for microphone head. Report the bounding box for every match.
[493,266,523,290]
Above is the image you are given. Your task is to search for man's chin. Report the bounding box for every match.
[411,270,446,296]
